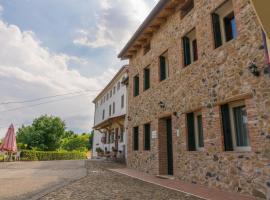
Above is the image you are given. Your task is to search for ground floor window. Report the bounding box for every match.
[144,123,151,151]
[120,126,124,143]
[221,101,250,151]
[187,111,204,151]
[133,126,139,151]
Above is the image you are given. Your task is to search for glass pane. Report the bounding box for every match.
[233,106,249,147]
[231,18,237,39]
[197,115,204,148]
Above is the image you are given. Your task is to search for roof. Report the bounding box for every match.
[118,0,185,59]
[93,114,125,130]
[92,65,128,103]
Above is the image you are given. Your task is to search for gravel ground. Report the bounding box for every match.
[40,160,202,200]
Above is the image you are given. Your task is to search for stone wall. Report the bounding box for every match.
[126,0,270,199]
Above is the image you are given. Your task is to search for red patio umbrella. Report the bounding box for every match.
[0,124,17,152]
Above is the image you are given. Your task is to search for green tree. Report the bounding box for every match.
[17,115,66,151]
[61,134,90,152]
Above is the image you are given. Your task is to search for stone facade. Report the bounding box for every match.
[123,0,270,199]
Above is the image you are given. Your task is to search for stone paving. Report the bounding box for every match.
[40,160,202,200]
[0,160,87,200]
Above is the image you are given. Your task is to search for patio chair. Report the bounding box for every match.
[15,151,21,161]
[0,152,7,162]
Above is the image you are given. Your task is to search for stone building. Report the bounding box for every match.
[92,66,128,160]
[118,0,270,198]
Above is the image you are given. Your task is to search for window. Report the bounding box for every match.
[221,102,250,151]
[113,102,115,114]
[120,126,124,143]
[110,90,112,98]
[113,86,116,94]
[180,0,194,19]
[108,133,112,144]
[133,75,140,97]
[144,67,150,91]
[109,105,112,116]
[111,132,115,143]
[212,0,237,48]
[133,126,139,151]
[102,109,105,120]
[121,95,125,109]
[144,123,151,151]
[117,82,121,90]
[182,29,198,67]
[159,51,169,81]
[106,93,109,100]
[143,43,151,55]
[187,112,204,151]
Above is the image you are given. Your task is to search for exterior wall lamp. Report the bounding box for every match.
[248,59,260,77]
[159,101,165,109]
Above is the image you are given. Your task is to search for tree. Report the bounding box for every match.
[61,134,90,152]
[17,115,66,151]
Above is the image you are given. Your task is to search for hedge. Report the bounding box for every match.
[20,150,86,161]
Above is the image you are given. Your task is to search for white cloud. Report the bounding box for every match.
[0,20,117,137]
[73,0,158,50]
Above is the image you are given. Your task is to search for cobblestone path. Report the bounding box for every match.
[40,160,202,200]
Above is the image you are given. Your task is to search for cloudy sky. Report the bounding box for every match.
[0,0,158,137]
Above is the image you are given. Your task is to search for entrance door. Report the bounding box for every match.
[166,118,173,175]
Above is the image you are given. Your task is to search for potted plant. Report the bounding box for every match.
[96,147,104,157]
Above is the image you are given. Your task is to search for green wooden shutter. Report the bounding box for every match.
[183,36,191,66]
[144,123,151,150]
[160,56,166,81]
[221,104,233,151]
[133,127,139,151]
[144,68,150,90]
[212,13,222,48]
[133,76,139,96]
[187,113,196,151]
[192,39,198,61]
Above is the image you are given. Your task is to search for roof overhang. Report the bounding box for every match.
[118,0,185,60]
[93,115,125,130]
[250,0,270,38]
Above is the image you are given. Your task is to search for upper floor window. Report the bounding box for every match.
[110,90,112,98]
[109,105,112,116]
[144,67,150,91]
[180,0,194,19]
[221,101,250,152]
[117,82,121,90]
[102,109,105,120]
[121,95,125,109]
[187,111,204,151]
[106,93,109,100]
[182,28,198,67]
[113,102,115,114]
[212,0,237,49]
[113,86,116,94]
[133,75,140,97]
[143,43,151,55]
[159,51,169,81]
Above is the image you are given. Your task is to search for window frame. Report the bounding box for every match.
[212,0,237,49]
[182,28,198,67]
[228,101,251,152]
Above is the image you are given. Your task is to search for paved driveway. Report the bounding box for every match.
[0,160,87,200]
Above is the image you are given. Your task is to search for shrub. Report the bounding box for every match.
[20,150,86,161]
